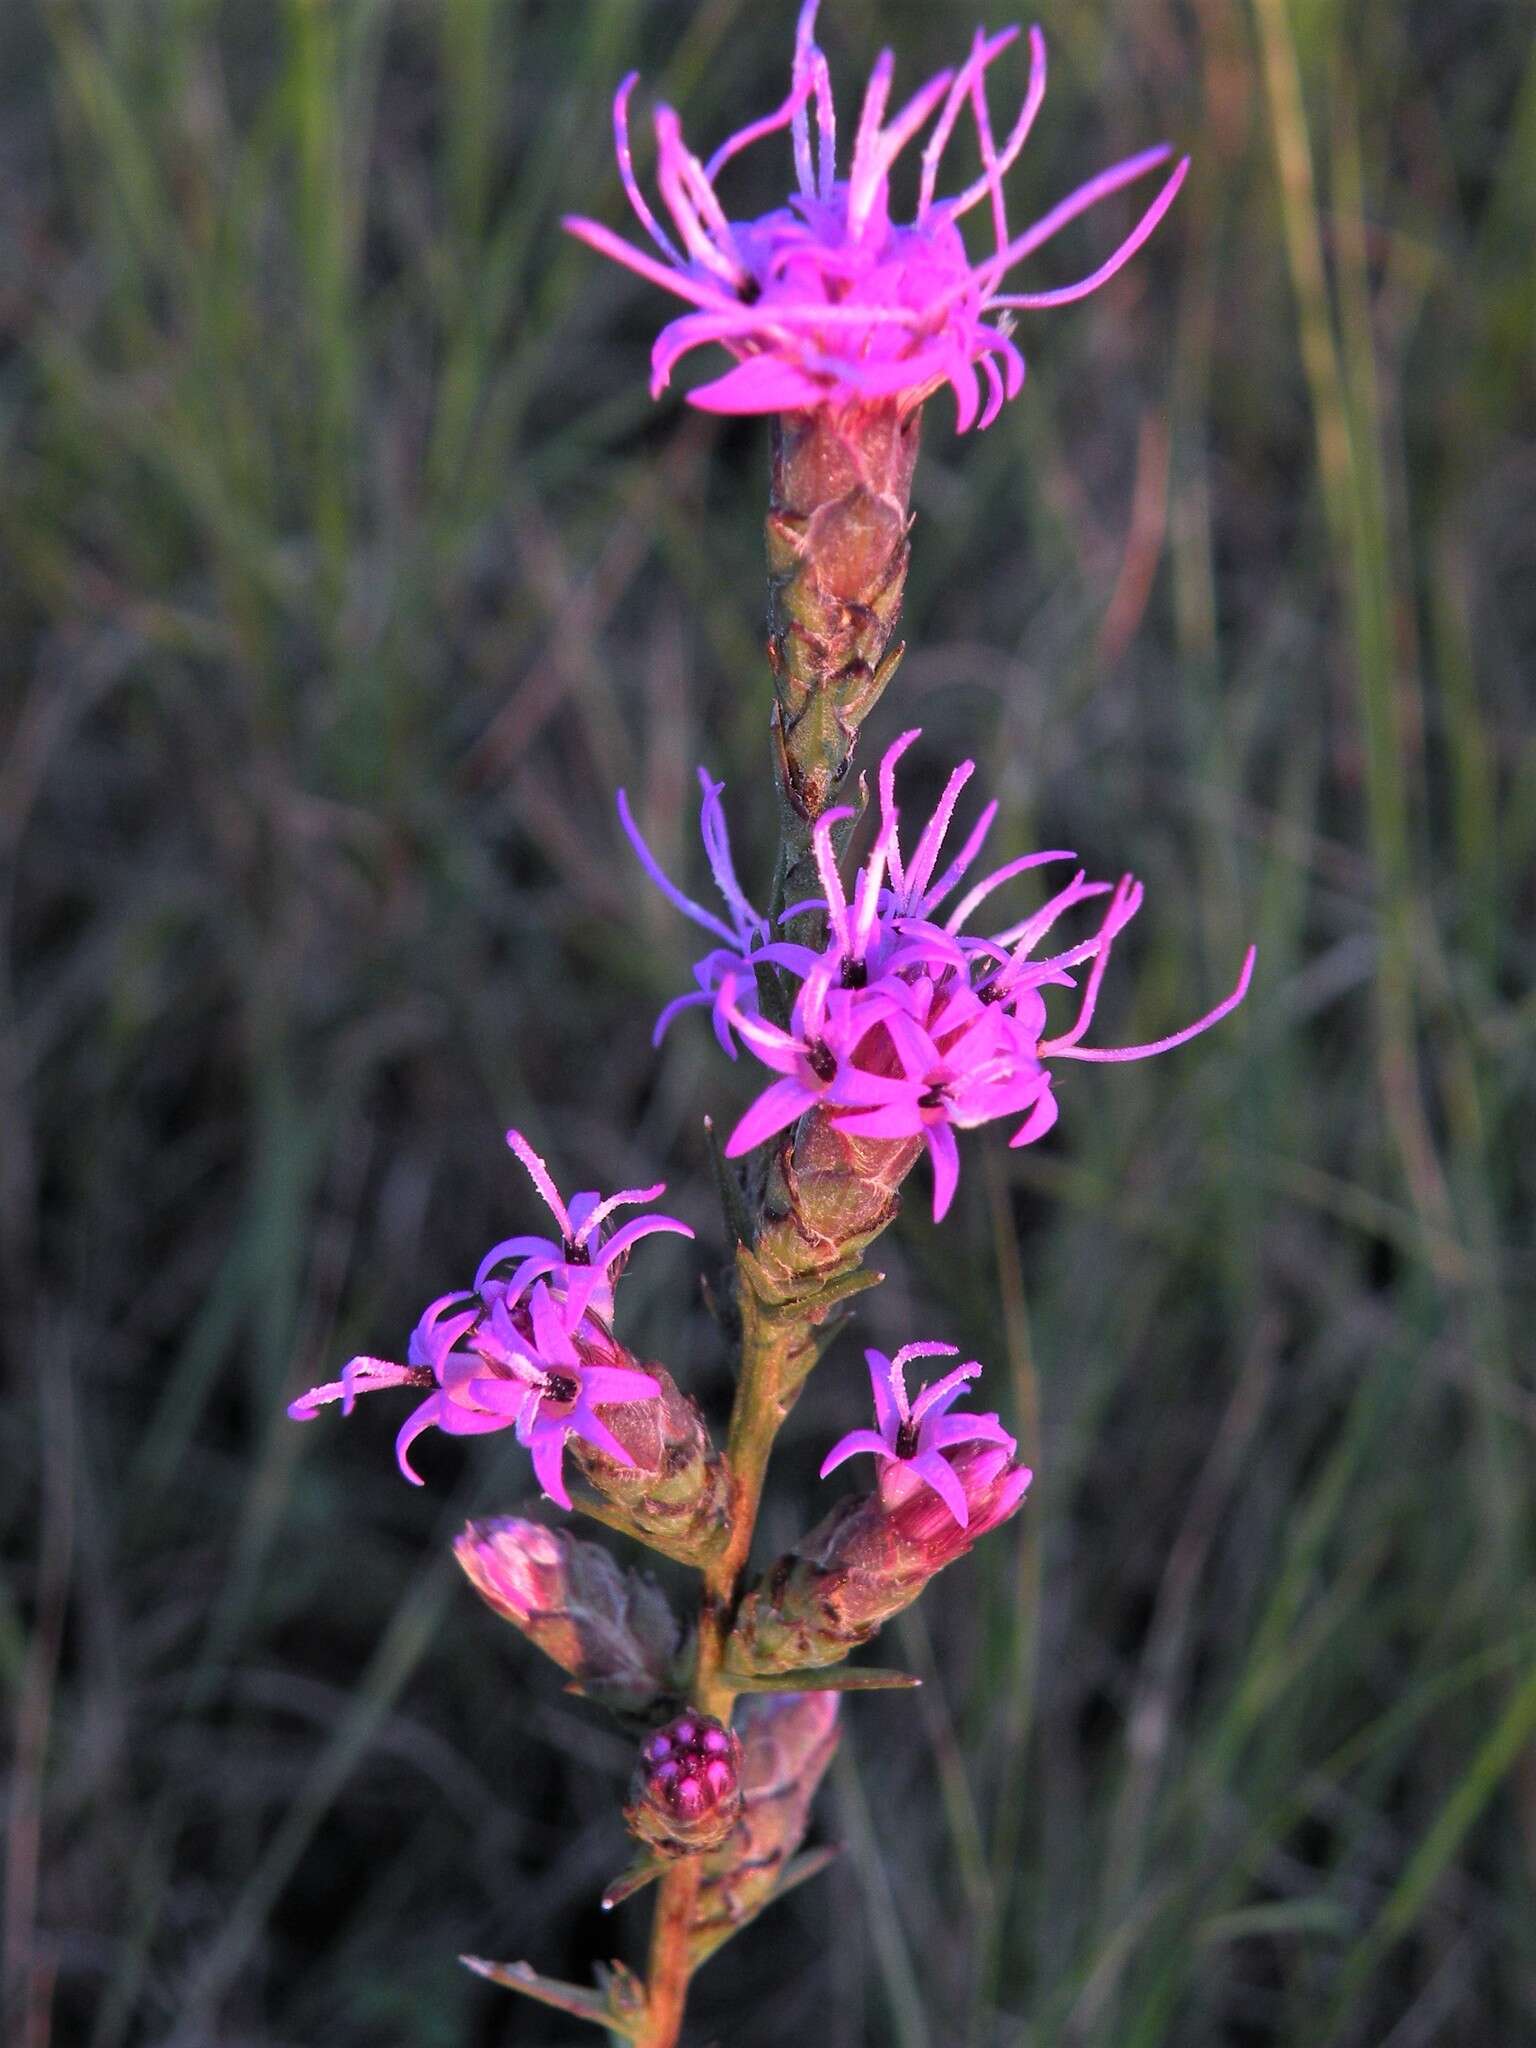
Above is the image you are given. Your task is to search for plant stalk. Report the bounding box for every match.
[636,400,923,2048]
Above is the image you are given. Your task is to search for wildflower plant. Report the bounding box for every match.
[289,6,1251,2042]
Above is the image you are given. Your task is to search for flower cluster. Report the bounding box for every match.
[820,1341,1017,1528]
[287,1131,690,1504]
[565,0,1188,428]
[625,729,1254,1220]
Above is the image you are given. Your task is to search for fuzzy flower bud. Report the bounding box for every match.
[688,1691,841,1964]
[453,1517,681,1714]
[567,1364,731,1566]
[625,1714,745,1856]
[727,1442,1031,1677]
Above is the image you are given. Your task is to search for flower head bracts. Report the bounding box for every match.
[819,1342,1016,1526]
[618,772,808,1052]
[290,1278,661,1505]
[565,2,1189,429]
[472,1128,694,1324]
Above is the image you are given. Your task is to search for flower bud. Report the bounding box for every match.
[688,1690,841,1963]
[454,1517,680,1713]
[624,1714,744,1856]
[567,1363,731,1566]
[727,1443,1031,1677]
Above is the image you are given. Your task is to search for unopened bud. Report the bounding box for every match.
[727,1443,1031,1677]
[625,1713,744,1856]
[568,1364,730,1565]
[454,1517,680,1713]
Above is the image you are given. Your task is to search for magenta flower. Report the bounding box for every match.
[677,730,1253,1218]
[618,770,805,1052]
[289,1278,660,1504]
[717,963,902,1154]
[565,1,1188,429]
[472,1128,694,1324]
[874,726,1071,942]
[831,983,1057,1218]
[819,1342,1017,1528]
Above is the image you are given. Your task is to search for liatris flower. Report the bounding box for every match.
[454,1517,681,1713]
[565,1,1187,429]
[626,1714,746,1856]
[689,1691,841,1965]
[728,1440,1032,1676]
[668,732,1253,1218]
[715,960,905,1153]
[473,1128,694,1324]
[288,1276,660,1504]
[818,1342,1017,1528]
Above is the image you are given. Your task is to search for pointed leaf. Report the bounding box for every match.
[731,1665,921,1694]
[459,1957,644,2038]
[601,1855,668,1911]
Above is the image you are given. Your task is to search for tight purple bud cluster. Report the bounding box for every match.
[627,1714,746,1855]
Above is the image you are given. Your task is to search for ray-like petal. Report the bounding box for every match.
[910,1447,973,1527]
[819,1427,894,1478]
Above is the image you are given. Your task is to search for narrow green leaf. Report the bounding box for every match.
[459,1957,644,2038]
[732,1665,921,1694]
[600,1855,668,1911]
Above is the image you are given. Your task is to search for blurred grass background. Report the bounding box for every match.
[2,0,1533,2042]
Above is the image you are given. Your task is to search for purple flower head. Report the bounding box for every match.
[472,1128,694,1325]
[708,729,1254,1218]
[565,2,1188,429]
[288,1278,661,1506]
[618,770,806,1053]
[820,1342,1017,1527]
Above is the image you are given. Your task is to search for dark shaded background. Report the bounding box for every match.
[3,1,1533,2043]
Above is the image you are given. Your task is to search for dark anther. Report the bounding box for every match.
[543,1371,580,1405]
[807,1039,838,1083]
[978,978,1005,1005]
[918,1084,947,1110]
[894,1419,920,1459]
[840,956,868,990]
[563,1239,592,1265]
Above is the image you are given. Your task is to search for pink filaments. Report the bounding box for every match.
[565,1,1189,430]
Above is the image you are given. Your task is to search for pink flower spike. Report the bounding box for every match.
[820,1342,1016,1528]
[567,11,1187,429]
